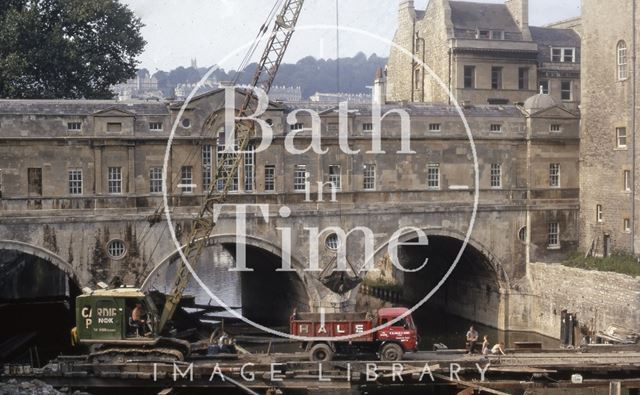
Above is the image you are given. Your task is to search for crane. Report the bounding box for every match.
[157,0,305,333]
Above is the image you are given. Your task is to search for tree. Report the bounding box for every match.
[0,0,146,99]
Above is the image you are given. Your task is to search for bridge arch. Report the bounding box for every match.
[141,234,315,326]
[366,228,510,330]
[0,239,82,287]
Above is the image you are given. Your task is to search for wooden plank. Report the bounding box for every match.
[433,373,512,395]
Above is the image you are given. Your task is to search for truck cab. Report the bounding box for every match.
[375,307,419,357]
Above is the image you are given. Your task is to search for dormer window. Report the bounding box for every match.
[67,122,82,131]
[551,47,576,63]
[490,30,504,40]
[476,30,490,39]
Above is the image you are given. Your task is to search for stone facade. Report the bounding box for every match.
[0,88,580,329]
[386,0,581,110]
[580,0,639,256]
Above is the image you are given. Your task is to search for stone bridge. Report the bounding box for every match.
[0,89,580,331]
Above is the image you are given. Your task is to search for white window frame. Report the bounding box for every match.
[551,47,575,63]
[149,122,163,132]
[328,165,341,191]
[427,163,440,190]
[363,164,376,191]
[68,169,83,196]
[548,222,560,249]
[108,167,122,194]
[216,127,238,192]
[561,80,572,101]
[67,122,82,131]
[202,144,212,192]
[550,124,562,133]
[293,165,307,192]
[490,163,502,189]
[490,124,503,133]
[264,165,276,192]
[244,144,255,192]
[549,163,561,188]
[617,127,628,149]
[362,123,373,133]
[624,170,632,192]
[596,204,603,223]
[428,123,442,133]
[624,218,631,233]
[618,41,628,81]
[149,167,163,194]
[290,123,304,131]
[180,166,193,193]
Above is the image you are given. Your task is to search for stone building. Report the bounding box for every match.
[386,0,581,110]
[0,87,579,328]
[580,0,639,256]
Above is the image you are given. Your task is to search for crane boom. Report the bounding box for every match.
[158,0,305,333]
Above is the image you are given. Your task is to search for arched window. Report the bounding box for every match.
[617,40,628,81]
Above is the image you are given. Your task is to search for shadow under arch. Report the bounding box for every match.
[0,240,81,363]
[141,234,315,326]
[366,228,510,330]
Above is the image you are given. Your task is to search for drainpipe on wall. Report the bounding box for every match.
[633,0,637,255]
[410,22,416,102]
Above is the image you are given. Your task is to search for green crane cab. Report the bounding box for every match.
[74,288,190,362]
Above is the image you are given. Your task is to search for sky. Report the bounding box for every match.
[121,0,581,72]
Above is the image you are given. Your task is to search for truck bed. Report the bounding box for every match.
[290,312,374,341]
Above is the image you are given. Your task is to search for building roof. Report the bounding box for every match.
[523,92,560,112]
[530,26,581,63]
[289,102,524,118]
[0,99,169,116]
[449,1,520,32]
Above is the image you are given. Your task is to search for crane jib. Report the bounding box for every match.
[157,0,305,334]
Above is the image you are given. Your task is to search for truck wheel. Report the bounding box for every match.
[309,343,333,362]
[379,343,403,361]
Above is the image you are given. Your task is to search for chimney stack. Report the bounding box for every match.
[398,0,416,21]
[373,68,387,105]
[506,0,529,31]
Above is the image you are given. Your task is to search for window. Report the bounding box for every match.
[596,204,603,223]
[293,165,307,192]
[68,169,83,196]
[107,240,126,259]
[490,124,503,133]
[244,144,255,192]
[561,81,572,101]
[414,69,421,89]
[427,164,440,190]
[464,66,475,89]
[216,128,238,192]
[624,170,631,192]
[617,127,628,148]
[540,80,550,95]
[490,163,502,188]
[106,122,122,133]
[490,30,504,40]
[363,164,376,191]
[264,165,276,192]
[518,67,530,90]
[290,123,304,131]
[67,122,82,131]
[180,166,193,193]
[325,233,340,250]
[362,123,373,133]
[108,167,122,194]
[518,226,527,242]
[149,122,163,131]
[549,163,560,188]
[149,167,163,194]
[551,47,575,63]
[428,123,442,132]
[202,144,212,192]
[476,30,490,39]
[550,124,562,133]
[328,165,341,191]
[618,41,628,80]
[548,222,560,248]
[182,118,191,128]
[624,218,631,233]
[27,168,42,196]
[491,67,503,90]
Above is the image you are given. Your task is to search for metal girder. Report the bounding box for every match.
[157,0,305,333]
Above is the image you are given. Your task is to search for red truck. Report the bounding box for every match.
[290,307,418,361]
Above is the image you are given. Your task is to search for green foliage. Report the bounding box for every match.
[0,0,145,99]
[563,251,640,277]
